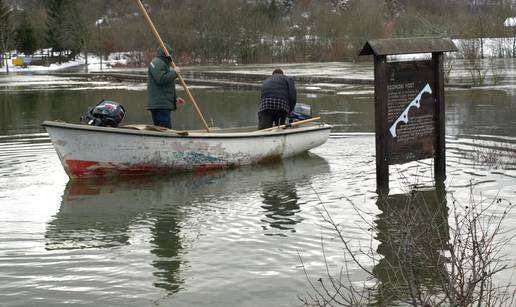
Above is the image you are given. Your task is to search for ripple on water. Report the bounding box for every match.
[0,132,515,306]
[0,134,62,178]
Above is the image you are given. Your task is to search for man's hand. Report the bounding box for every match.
[174,66,181,74]
[176,97,185,106]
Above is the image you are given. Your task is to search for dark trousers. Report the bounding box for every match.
[258,110,287,130]
[151,109,172,128]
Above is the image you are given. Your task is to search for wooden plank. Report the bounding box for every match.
[257,117,321,132]
[120,124,189,136]
[360,37,458,56]
[374,55,389,192]
[433,52,446,182]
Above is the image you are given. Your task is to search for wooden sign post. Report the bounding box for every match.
[359,37,457,192]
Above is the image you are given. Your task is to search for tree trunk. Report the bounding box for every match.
[513,36,516,58]
[480,37,484,59]
[84,50,88,73]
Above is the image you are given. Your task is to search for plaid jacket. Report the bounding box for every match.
[260,74,297,112]
[258,96,290,113]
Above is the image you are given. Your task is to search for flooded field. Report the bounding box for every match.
[0,65,515,306]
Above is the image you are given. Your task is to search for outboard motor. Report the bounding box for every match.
[81,99,125,127]
[289,103,312,122]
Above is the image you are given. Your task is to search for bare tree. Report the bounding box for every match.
[8,0,516,65]
[0,0,13,71]
[459,39,488,86]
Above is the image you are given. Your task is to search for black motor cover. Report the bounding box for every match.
[81,100,125,127]
[289,103,312,121]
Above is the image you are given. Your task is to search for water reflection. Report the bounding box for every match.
[45,153,330,293]
[373,187,449,306]
[45,178,138,250]
[150,207,184,293]
[260,154,329,236]
[45,174,214,293]
[446,89,516,137]
[261,180,300,235]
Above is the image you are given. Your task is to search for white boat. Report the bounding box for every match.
[42,121,332,178]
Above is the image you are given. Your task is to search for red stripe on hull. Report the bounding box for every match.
[66,160,103,177]
[64,159,229,178]
[65,159,168,177]
[192,164,227,172]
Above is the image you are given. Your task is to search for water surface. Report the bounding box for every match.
[1,69,515,306]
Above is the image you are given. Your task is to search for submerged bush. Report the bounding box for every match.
[300,186,515,306]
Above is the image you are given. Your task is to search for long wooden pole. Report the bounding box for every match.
[135,0,211,132]
[257,116,322,132]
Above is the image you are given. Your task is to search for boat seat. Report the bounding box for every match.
[120,124,188,136]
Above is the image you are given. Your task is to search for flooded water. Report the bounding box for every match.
[1,68,515,306]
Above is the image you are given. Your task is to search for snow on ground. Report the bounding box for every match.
[0,74,147,92]
[202,61,374,79]
[1,37,516,89]
[2,37,515,74]
[0,52,131,73]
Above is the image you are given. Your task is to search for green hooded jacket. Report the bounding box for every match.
[147,45,178,110]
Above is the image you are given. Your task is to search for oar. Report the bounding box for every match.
[135,0,211,133]
[257,116,322,132]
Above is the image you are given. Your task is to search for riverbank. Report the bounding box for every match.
[5,57,516,95]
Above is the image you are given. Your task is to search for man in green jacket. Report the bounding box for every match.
[147,43,184,128]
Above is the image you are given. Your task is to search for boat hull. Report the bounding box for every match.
[42,121,332,178]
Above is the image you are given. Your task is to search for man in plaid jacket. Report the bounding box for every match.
[258,69,297,129]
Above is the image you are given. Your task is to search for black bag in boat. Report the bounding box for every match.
[81,99,125,127]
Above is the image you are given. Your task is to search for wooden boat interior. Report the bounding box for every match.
[120,122,323,135]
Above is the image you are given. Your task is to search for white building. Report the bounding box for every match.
[504,17,516,27]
